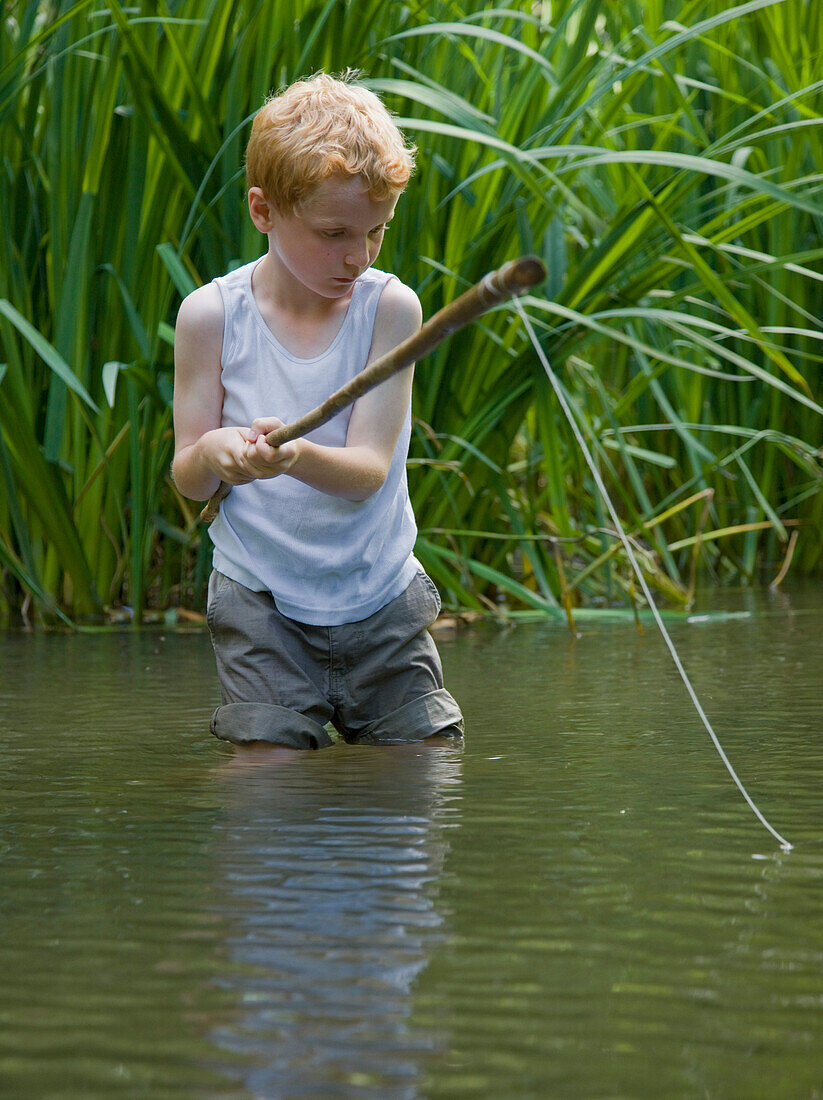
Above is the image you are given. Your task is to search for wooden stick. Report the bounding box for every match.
[199,255,546,522]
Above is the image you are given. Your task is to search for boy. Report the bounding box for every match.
[172,73,464,753]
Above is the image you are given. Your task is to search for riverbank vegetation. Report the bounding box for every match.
[1,0,821,625]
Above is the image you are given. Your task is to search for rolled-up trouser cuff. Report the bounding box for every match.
[352,689,465,746]
[211,702,335,750]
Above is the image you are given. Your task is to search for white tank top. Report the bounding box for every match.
[208,260,419,625]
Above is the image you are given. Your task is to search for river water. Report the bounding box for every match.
[1,584,821,1098]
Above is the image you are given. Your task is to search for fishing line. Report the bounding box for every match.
[513,298,792,852]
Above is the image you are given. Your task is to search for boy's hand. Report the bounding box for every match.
[244,417,300,479]
[202,421,299,485]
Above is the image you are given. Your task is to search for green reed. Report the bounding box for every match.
[0,0,820,624]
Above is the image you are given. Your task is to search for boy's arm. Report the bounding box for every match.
[171,284,297,500]
[246,279,422,501]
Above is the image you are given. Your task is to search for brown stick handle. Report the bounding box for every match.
[199,255,545,523]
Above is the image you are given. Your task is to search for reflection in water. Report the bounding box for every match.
[2,584,822,1097]
[208,747,462,1098]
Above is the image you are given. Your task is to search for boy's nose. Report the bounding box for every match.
[346,238,371,269]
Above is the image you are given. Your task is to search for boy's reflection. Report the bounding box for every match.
[208,745,462,1097]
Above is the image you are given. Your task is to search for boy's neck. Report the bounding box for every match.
[251,253,354,360]
[254,251,352,318]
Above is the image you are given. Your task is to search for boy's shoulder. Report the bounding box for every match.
[371,272,423,354]
[373,271,422,326]
[176,278,224,337]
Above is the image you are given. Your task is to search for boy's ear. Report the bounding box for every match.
[248,187,275,233]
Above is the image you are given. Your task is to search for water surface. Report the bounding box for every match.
[1,585,822,1097]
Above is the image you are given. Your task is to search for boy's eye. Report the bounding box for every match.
[322,230,345,239]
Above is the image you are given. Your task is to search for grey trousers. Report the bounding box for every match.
[207,568,464,749]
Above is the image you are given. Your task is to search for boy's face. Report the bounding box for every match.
[257,173,400,301]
